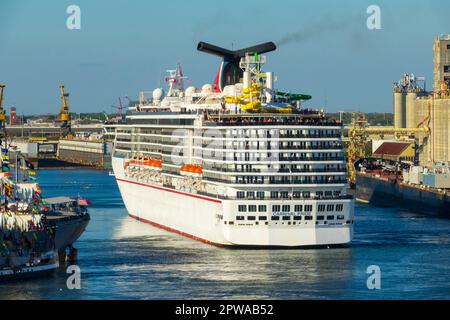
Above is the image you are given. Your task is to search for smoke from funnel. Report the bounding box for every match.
[276,15,357,47]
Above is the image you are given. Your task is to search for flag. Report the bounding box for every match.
[77,197,90,206]
[24,159,35,170]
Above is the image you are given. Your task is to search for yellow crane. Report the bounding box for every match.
[58,85,73,139]
[346,113,430,186]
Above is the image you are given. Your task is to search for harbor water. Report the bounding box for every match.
[0,170,449,299]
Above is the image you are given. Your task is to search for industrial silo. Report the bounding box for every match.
[406,91,418,128]
[394,91,406,128]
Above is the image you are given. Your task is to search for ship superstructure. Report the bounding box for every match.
[109,42,354,247]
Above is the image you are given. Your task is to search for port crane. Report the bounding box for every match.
[346,112,430,186]
[58,85,73,139]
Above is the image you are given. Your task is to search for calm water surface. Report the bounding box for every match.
[0,170,449,300]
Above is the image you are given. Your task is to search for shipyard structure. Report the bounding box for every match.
[393,35,450,165]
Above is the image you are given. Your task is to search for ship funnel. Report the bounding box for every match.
[197,41,276,59]
[197,41,277,92]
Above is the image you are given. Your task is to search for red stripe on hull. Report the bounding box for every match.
[128,213,224,247]
[116,178,222,204]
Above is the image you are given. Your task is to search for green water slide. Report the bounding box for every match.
[275,91,312,101]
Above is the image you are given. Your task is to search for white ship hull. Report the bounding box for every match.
[113,156,353,247]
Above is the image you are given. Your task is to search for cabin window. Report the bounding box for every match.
[336,204,344,212]
[294,205,302,212]
[236,216,245,221]
[258,205,267,212]
[248,205,257,212]
[238,205,247,212]
[326,204,335,212]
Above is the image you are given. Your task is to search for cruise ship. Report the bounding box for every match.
[109,42,354,247]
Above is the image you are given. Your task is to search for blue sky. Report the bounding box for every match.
[0,0,449,115]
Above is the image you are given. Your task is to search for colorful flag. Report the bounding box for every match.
[77,197,90,206]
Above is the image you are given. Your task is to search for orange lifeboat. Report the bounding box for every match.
[180,164,203,177]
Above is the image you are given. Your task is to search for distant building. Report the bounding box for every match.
[9,106,17,125]
[393,35,450,165]
[373,141,415,163]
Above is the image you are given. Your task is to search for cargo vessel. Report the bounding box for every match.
[108,42,354,247]
[355,159,450,217]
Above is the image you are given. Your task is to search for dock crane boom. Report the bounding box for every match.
[58,85,73,139]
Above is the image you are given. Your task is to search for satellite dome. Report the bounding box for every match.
[201,84,213,94]
[185,86,196,97]
[152,88,164,101]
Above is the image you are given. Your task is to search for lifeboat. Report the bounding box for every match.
[180,164,203,177]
